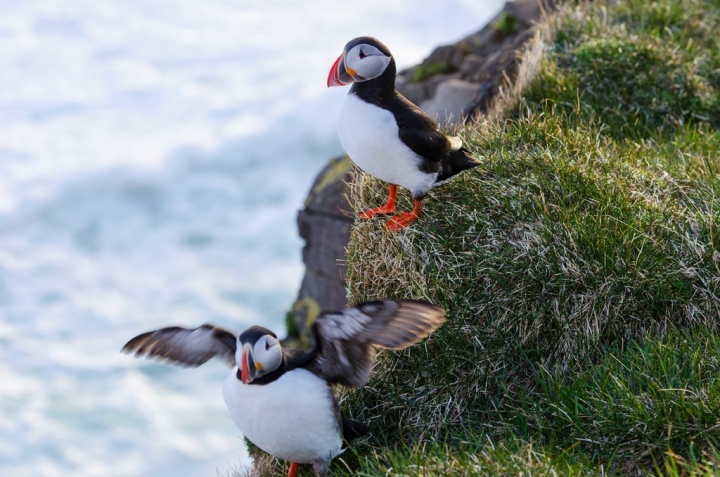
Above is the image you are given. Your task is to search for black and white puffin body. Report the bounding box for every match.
[338,94,439,198]
[224,367,343,467]
[122,300,446,477]
[328,37,481,230]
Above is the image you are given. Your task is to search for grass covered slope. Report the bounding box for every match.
[339,0,720,474]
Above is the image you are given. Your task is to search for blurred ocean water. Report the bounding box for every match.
[0,1,503,475]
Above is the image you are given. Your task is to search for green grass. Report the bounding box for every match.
[413,62,453,83]
[313,0,720,475]
[320,331,720,476]
[512,329,720,465]
[495,12,518,36]
[523,0,720,140]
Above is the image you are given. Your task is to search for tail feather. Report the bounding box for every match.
[437,148,481,183]
[341,416,371,444]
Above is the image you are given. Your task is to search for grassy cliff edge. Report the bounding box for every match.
[339,0,720,475]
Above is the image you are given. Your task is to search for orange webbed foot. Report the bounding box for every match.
[359,184,397,220]
[386,211,418,230]
[359,204,396,219]
[385,199,423,231]
[288,462,299,477]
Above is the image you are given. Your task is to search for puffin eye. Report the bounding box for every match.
[265,340,271,351]
[359,49,366,59]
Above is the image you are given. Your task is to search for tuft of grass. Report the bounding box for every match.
[523,0,720,140]
[508,329,720,466]
[352,437,601,476]
[495,12,518,36]
[413,62,452,83]
[327,330,720,476]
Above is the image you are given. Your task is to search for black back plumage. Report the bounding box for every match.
[238,325,276,346]
[437,147,481,183]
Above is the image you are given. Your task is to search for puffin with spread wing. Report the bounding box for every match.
[122,299,445,476]
[328,36,481,230]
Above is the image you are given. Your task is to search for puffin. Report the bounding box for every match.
[327,36,482,230]
[121,299,445,477]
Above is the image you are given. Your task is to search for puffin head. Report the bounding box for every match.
[327,36,393,87]
[237,326,282,384]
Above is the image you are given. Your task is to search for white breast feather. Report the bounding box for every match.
[337,94,437,197]
[223,369,343,464]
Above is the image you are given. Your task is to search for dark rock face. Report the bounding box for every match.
[421,79,485,125]
[290,156,353,344]
[289,0,558,341]
[395,0,558,124]
[423,44,467,72]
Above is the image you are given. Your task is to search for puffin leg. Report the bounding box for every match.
[386,199,422,231]
[288,462,299,477]
[359,184,397,219]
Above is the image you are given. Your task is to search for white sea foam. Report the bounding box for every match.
[0,0,504,475]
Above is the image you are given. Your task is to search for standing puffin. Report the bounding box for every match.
[122,299,445,476]
[328,36,481,230]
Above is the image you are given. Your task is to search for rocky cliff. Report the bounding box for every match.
[289,156,353,346]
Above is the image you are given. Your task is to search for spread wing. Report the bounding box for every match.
[306,300,446,388]
[121,324,237,368]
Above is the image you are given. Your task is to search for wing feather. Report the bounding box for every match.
[121,324,237,368]
[307,300,445,387]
